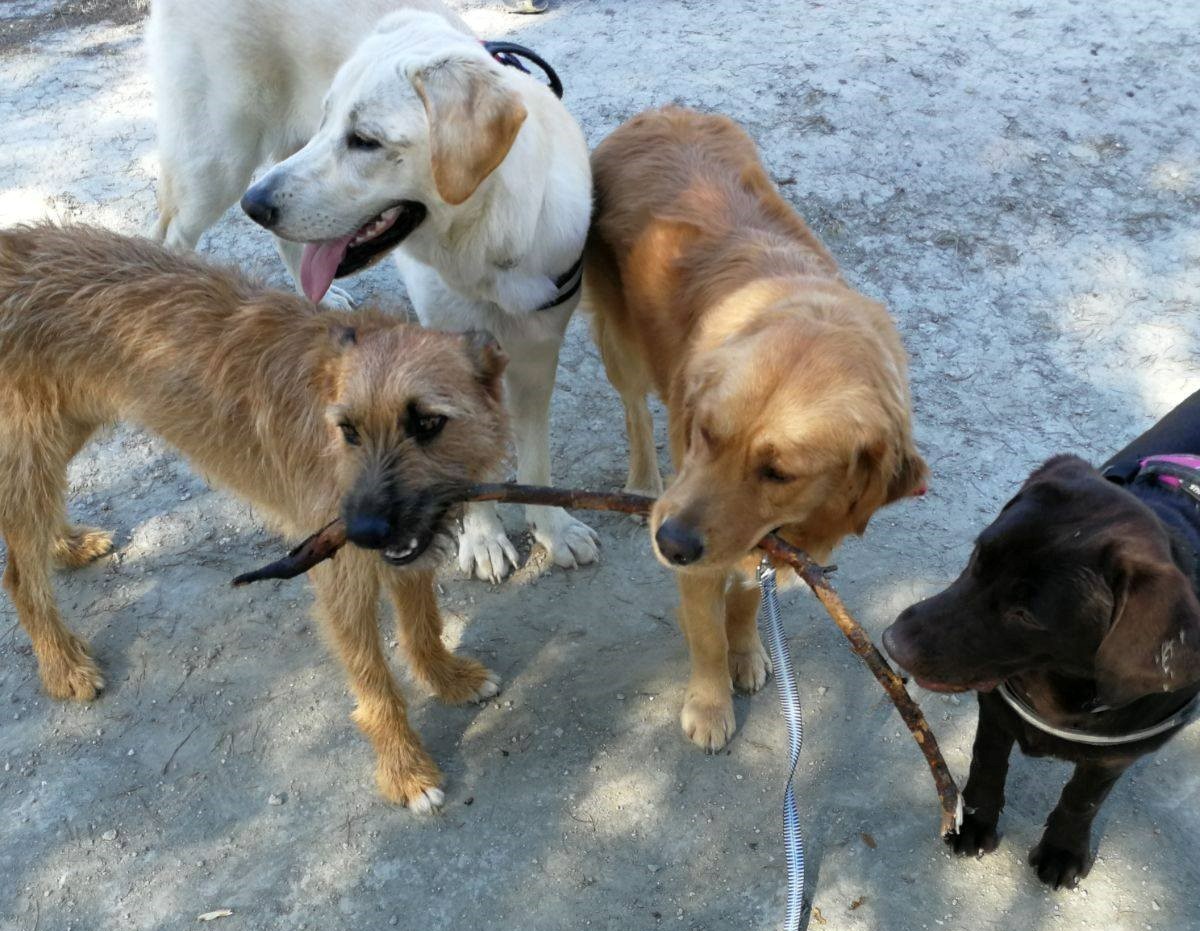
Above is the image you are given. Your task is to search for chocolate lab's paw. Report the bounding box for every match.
[1029,838,1090,889]
[945,811,1000,857]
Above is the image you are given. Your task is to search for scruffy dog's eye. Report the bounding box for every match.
[347,132,381,151]
[408,413,448,443]
[339,422,361,446]
[760,464,794,484]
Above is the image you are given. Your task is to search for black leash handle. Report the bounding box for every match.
[483,40,564,98]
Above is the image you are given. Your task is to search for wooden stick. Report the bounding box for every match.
[232,482,960,833]
[758,534,962,836]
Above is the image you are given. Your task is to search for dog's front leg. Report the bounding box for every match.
[947,695,1015,857]
[383,569,501,705]
[678,571,736,751]
[506,339,600,571]
[1029,759,1130,888]
[309,551,443,812]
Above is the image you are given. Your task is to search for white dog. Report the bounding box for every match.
[148,0,599,581]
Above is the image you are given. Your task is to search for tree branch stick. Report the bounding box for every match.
[232,482,960,833]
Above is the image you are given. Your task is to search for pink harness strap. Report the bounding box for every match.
[1140,454,1200,489]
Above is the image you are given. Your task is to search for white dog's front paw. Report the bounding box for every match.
[458,524,519,583]
[321,285,357,310]
[531,508,600,569]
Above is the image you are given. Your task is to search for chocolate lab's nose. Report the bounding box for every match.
[345,514,392,550]
[240,182,279,229]
[655,519,705,566]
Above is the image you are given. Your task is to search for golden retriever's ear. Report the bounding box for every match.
[886,442,928,503]
[847,440,928,534]
[412,60,528,206]
[462,329,508,400]
[1095,552,1200,707]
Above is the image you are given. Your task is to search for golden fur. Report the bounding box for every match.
[585,107,927,751]
[0,224,509,811]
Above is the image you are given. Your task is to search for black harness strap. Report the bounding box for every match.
[483,40,564,99]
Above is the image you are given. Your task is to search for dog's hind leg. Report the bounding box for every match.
[309,551,444,812]
[383,569,500,705]
[725,575,770,693]
[1,419,106,700]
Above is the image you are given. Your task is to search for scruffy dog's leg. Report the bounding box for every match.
[383,569,501,705]
[309,550,443,813]
[1,420,107,700]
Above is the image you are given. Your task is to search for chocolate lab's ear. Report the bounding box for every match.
[462,329,508,400]
[1095,553,1200,707]
[412,60,528,206]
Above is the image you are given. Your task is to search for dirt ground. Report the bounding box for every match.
[2,1,1199,929]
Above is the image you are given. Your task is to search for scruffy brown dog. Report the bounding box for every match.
[585,108,927,751]
[0,224,508,811]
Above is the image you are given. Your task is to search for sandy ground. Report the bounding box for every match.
[2,1,1199,929]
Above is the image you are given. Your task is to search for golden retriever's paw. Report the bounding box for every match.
[532,508,600,569]
[680,691,736,753]
[54,525,115,569]
[38,636,105,701]
[730,640,772,694]
[429,657,502,705]
[376,757,445,814]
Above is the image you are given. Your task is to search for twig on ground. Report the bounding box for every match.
[231,482,960,832]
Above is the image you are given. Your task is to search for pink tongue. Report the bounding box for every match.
[300,232,357,303]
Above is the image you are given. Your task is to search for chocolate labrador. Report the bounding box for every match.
[883,389,1200,888]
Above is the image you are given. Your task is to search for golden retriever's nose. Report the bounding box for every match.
[655,518,705,566]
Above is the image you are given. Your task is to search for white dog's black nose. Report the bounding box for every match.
[240,183,279,229]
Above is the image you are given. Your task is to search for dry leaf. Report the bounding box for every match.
[860,831,877,849]
[198,910,233,922]
[850,895,867,911]
[811,905,827,925]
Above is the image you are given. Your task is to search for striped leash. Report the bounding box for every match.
[758,556,805,929]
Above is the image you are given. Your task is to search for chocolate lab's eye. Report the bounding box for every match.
[347,132,382,151]
[406,409,448,443]
[339,422,361,446]
[760,464,794,484]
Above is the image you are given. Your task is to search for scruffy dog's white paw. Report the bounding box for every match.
[532,508,600,569]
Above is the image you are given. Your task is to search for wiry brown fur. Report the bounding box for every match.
[0,223,509,811]
[584,108,927,751]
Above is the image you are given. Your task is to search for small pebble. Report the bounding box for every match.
[615,693,626,701]
[268,794,285,806]
[101,829,117,841]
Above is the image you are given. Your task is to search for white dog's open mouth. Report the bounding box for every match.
[299,200,426,302]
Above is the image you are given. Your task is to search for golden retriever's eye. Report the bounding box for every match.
[760,464,794,484]
[339,422,361,446]
[346,131,381,151]
[406,408,448,444]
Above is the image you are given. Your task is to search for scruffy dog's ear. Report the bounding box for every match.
[462,329,507,398]
[411,59,528,206]
[1095,551,1200,707]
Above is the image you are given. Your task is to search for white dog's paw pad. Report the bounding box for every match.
[534,512,601,569]
[457,530,519,583]
[321,285,357,310]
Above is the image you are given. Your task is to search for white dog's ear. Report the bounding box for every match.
[411,60,528,206]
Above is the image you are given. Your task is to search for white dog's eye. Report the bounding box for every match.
[346,132,382,151]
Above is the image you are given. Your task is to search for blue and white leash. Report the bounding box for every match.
[757,556,805,930]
